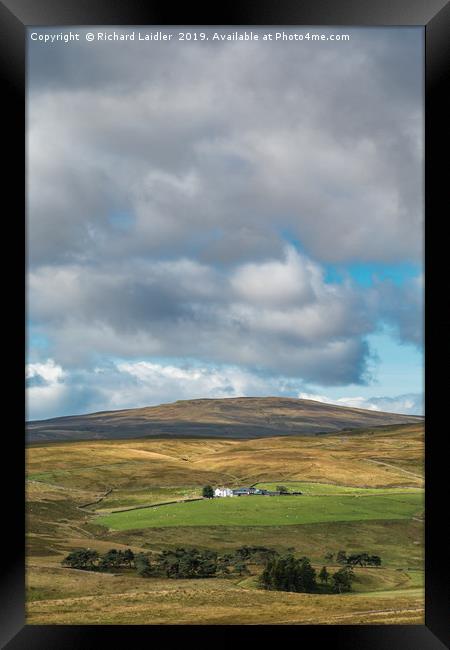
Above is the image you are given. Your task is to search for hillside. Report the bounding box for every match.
[26,423,424,624]
[26,396,422,443]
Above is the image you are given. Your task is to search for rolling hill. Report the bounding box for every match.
[26,396,422,443]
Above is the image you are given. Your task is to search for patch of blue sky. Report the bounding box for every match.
[324,262,422,288]
[27,323,50,356]
[278,228,422,288]
[309,329,423,400]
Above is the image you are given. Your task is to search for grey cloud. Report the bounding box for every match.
[372,276,424,346]
[26,374,48,388]
[29,248,377,384]
[27,27,423,268]
[26,28,423,400]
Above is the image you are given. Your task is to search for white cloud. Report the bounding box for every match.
[114,361,277,406]
[26,358,303,420]
[26,360,68,420]
[298,392,423,415]
[26,359,65,384]
[231,246,317,306]
[25,359,423,421]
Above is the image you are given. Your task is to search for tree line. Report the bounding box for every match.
[325,550,381,567]
[62,548,135,572]
[62,545,277,579]
[62,546,381,594]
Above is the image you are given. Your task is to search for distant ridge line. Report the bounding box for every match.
[26,396,423,444]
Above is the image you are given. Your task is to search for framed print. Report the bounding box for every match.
[1,0,449,647]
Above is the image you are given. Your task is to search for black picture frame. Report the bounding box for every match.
[2,0,449,647]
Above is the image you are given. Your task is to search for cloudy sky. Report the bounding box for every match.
[26,27,424,420]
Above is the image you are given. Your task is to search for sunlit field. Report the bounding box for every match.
[26,424,424,625]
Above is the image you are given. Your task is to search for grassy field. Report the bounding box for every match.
[26,423,424,624]
[96,492,423,530]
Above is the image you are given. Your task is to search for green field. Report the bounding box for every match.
[96,491,423,530]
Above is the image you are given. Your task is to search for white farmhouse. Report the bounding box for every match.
[214,487,234,498]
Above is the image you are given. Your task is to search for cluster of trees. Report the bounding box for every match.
[62,545,274,579]
[154,548,219,579]
[260,554,357,594]
[62,548,135,571]
[62,549,101,571]
[232,545,278,563]
[216,545,277,576]
[330,566,355,593]
[319,565,356,593]
[260,555,317,593]
[326,550,382,567]
[150,545,279,578]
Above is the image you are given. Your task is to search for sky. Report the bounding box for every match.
[26,27,424,420]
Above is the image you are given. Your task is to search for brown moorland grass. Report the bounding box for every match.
[27,424,424,491]
[26,565,424,625]
[26,424,424,624]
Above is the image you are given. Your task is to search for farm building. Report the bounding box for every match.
[214,487,234,498]
[232,488,251,496]
[232,487,281,496]
[214,485,300,497]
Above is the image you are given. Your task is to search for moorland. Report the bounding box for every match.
[26,399,424,625]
